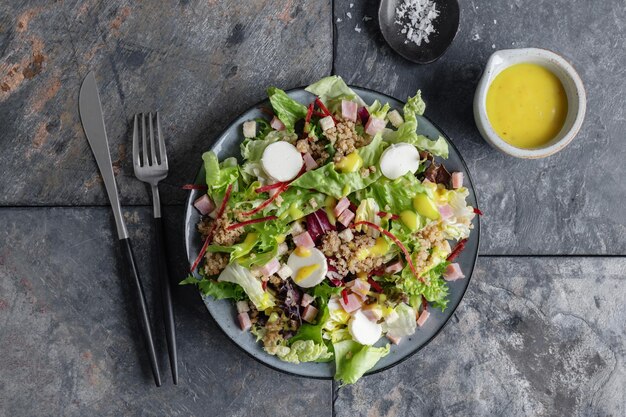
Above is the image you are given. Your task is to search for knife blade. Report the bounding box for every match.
[79,71,162,387]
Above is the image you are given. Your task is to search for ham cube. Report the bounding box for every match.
[451,172,464,189]
[292,231,315,249]
[193,195,215,215]
[417,309,430,327]
[319,115,335,131]
[302,305,319,323]
[338,228,354,242]
[238,312,252,331]
[337,209,355,227]
[303,152,318,171]
[290,221,304,236]
[439,204,454,220]
[346,279,370,297]
[236,300,250,313]
[365,117,386,136]
[387,109,404,128]
[385,260,404,274]
[277,243,289,256]
[387,334,402,345]
[334,197,351,217]
[270,116,285,131]
[243,120,256,138]
[443,263,465,281]
[341,100,358,122]
[301,293,315,307]
[277,264,293,280]
[259,258,280,277]
[339,293,362,313]
[362,307,383,322]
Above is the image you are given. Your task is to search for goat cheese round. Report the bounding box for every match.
[379,142,420,180]
[287,247,328,288]
[348,310,383,346]
[261,141,303,182]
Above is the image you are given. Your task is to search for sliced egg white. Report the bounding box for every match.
[379,142,420,180]
[287,247,328,288]
[348,310,383,346]
[261,141,303,182]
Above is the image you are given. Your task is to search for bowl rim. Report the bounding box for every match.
[473,47,587,159]
[184,85,481,380]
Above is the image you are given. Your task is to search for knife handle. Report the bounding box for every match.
[154,216,178,384]
[120,237,162,387]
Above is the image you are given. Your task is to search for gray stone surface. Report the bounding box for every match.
[334,257,625,417]
[0,207,332,416]
[0,0,332,206]
[334,0,626,255]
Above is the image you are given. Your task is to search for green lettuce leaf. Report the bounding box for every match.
[305,75,366,107]
[359,172,425,214]
[382,91,449,158]
[333,340,390,385]
[241,130,297,162]
[180,275,245,300]
[277,340,333,364]
[218,263,275,310]
[269,188,328,221]
[398,262,450,310]
[385,303,417,339]
[202,151,239,202]
[290,134,386,198]
[368,100,391,119]
[267,87,308,132]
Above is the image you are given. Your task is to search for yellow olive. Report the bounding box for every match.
[412,194,440,220]
[400,210,419,231]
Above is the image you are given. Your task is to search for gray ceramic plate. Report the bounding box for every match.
[184,87,480,379]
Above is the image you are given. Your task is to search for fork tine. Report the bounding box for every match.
[132,114,140,167]
[156,112,167,168]
[148,112,158,165]
[141,113,149,166]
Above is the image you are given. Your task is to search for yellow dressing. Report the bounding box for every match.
[295,264,319,283]
[486,63,568,149]
[294,246,311,257]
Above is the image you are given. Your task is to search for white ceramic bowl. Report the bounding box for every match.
[473,48,586,158]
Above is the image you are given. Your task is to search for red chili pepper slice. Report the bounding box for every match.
[262,280,268,291]
[352,221,425,283]
[315,98,337,123]
[447,238,468,262]
[341,288,349,305]
[227,215,278,230]
[181,184,208,190]
[368,278,383,293]
[473,208,483,216]
[305,103,314,124]
[377,211,400,220]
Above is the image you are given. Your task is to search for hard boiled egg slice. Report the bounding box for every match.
[348,310,383,345]
[379,142,420,180]
[261,141,303,182]
[287,246,328,288]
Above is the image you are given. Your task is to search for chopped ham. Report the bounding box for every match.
[243,120,256,138]
[338,228,354,242]
[259,258,280,277]
[277,243,289,256]
[193,195,215,215]
[277,264,293,280]
[417,309,430,327]
[385,260,404,274]
[362,307,383,322]
[443,263,465,281]
[439,204,454,220]
[293,231,315,248]
[337,209,355,227]
[236,300,250,313]
[319,115,335,131]
[303,153,318,171]
[334,197,351,217]
[290,221,304,235]
[270,116,285,131]
[341,100,358,122]
[237,312,252,331]
[387,334,402,345]
[339,293,362,313]
[301,293,315,307]
[451,172,464,189]
[302,305,319,323]
[364,117,386,136]
[346,279,370,297]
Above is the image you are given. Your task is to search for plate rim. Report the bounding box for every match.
[183,85,481,380]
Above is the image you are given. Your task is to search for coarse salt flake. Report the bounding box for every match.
[394,0,440,47]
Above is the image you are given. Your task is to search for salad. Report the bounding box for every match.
[182,76,477,385]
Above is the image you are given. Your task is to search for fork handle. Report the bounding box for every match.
[154,215,178,384]
[120,237,162,387]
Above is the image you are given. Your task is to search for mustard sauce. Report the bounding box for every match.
[486,63,568,149]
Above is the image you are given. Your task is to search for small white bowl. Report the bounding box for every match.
[473,48,586,159]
